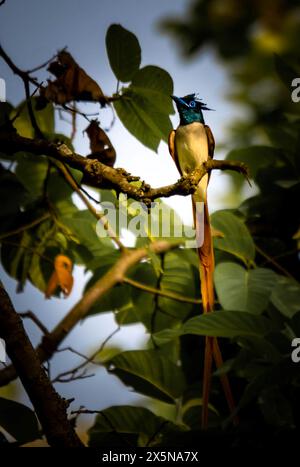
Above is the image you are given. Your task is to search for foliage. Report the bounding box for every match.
[107,24,174,151]
[0,397,40,444]
[0,19,300,448]
[161,0,300,149]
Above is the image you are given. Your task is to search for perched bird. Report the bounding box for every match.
[169,94,237,429]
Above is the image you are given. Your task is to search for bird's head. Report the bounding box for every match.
[171,94,212,125]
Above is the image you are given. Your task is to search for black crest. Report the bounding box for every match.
[183,93,212,111]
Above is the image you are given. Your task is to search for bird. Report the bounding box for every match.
[169,94,237,429]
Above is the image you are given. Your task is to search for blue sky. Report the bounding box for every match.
[0,0,244,434]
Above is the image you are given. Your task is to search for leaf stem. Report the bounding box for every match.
[0,213,50,241]
[123,276,201,304]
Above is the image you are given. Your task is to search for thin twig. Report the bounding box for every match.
[52,326,120,383]
[0,240,179,387]
[10,83,42,125]
[61,104,96,123]
[71,408,104,415]
[123,276,201,304]
[145,421,169,447]
[70,102,77,140]
[26,51,61,74]
[1,240,53,263]
[70,408,134,446]
[19,311,49,335]
[261,248,297,264]
[70,408,133,446]
[53,369,95,383]
[54,160,125,250]
[23,78,44,138]
[0,213,50,241]
[0,45,45,138]
[255,244,297,280]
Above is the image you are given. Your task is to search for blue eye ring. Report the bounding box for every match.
[189,101,196,108]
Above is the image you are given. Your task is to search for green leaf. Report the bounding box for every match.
[11,98,54,138]
[1,217,54,291]
[10,231,32,289]
[15,150,81,204]
[143,200,187,242]
[259,386,295,428]
[114,97,159,151]
[54,231,68,250]
[214,262,277,314]
[0,397,40,444]
[114,91,172,152]
[115,302,139,325]
[88,405,184,447]
[130,85,173,113]
[130,65,174,114]
[132,65,173,95]
[128,262,158,330]
[60,210,114,258]
[158,250,199,318]
[129,97,167,141]
[182,398,219,429]
[128,254,195,333]
[105,349,186,403]
[85,250,120,271]
[47,167,82,202]
[0,101,13,127]
[211,210,255,265]
[28,221,55,291]
[154,310,273,345]
[54,199,78,222]
[271,276,300,318]
[106,24,141,82]
[87,280,131,317]
[15,153,48,201]
[114,66,174,151]
[0,167,26,220]
[84,251,133,317]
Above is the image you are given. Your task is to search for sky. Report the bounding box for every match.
[0,0,244,436]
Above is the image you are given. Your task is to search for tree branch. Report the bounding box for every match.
[0,282,83,447]
[0,132,250,204]
[19,311,49,336]
[0,240,180,387]
[54,160,125,250]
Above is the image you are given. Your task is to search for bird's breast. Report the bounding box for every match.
[175,122,209,176]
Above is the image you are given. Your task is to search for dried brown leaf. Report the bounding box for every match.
[45,254,74,299]
[45,271,59,299]
[85,120,116,167]
[39,51,107,107]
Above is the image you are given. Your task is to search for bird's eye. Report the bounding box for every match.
[189,101,196,108]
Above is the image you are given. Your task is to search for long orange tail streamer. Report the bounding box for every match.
[193,196,238,429]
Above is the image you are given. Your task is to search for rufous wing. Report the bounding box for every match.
[204,125,215,160]
[168,130,182,175]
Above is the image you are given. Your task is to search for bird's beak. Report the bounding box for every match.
[171,95,189,108]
